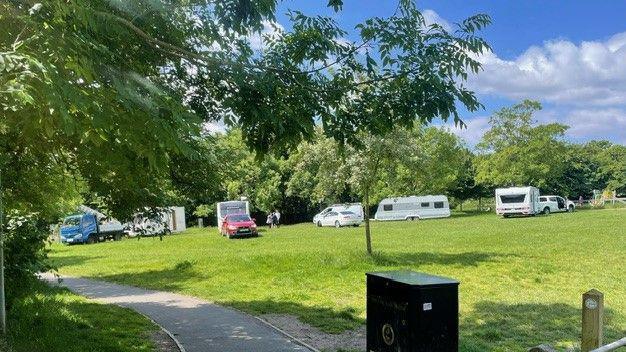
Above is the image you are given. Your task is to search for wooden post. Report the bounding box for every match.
[582,289,604,352]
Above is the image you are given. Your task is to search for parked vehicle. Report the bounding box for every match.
[374,195,451,221]
[217,200,250,225]
[313,203,364,224]
[220,213,258,238]
[316,211,362,228]
[539,195,575,214]
[495,186,541,217]
[126,206,186,237]
[60,206,124,244]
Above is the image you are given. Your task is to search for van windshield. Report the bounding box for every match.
[500,194,526,203]
[63,217,81,226]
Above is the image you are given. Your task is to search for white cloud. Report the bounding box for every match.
[538,108,626,144]
[203,121,227,134]
[440,116,490,147]
[422,9,452,32]
[248,20,284,51]
[469,32,626,106]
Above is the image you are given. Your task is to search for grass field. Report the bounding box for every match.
[2,281,157,352]
[50,209,626,351]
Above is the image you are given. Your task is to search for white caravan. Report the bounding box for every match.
[313,203,364,224]
[127,206,186,237]
[374,195,451,221]
[495,186,541,217]
[217,200,250,224]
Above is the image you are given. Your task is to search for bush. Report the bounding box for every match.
[3,211,52,308]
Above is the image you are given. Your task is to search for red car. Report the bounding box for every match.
[220,214,258,238]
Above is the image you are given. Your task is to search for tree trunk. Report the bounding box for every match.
[478,197,482,211]
[364,189,372,255]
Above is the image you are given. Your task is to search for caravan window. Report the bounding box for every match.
[383,204,393,211]
[500,194,526,203]
[420,202,430,207]
[434,201,444,209]
[539,197,547,202]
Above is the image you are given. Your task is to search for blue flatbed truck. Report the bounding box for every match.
[60,212,124,244]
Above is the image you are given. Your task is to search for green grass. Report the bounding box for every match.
[2,281,157,352]
[50,209,626,351]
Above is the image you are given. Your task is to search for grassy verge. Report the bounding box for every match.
[50,209,626,351]
[1,280,157,352]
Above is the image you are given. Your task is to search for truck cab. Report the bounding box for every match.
[60,213,123,244]
[60,214,97,244]
[539,196,575,214]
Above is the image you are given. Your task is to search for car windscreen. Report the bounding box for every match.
[63,217,81,226]
[500,194,526,203]
[228,214,251,222]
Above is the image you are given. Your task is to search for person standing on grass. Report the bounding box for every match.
[578,195,584,206]
[266,213,273,228]
[274,209,281,227]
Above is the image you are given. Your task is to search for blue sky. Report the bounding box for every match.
[269,1,626,146]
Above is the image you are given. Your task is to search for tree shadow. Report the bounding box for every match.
[366,251,515,267]
[49,255,105,268]
[95,261,206,292]
[460,301,625,352]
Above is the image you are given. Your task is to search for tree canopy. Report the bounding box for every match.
[2,0,491,220]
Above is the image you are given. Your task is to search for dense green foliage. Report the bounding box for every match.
[475,100,626,196]
[3,212,51,307]
[4,281,156,352]
[50,209,626,351]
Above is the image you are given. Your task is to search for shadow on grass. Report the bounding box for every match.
[460,301,625,352]
[96,260,205,292]
[367,251,515,267]
[49,255,105,268]
[8,282,154,352]
[223,299,364,334]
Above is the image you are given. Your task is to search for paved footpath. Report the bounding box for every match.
[40,273,310,352]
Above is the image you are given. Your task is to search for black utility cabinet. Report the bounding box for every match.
[366,271,459,352]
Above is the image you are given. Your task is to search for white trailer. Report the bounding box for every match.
[495,186,541,217]
[313,203,364,224]
[374,195,451,221]
[216,200,250,224]
[127,206,186,237]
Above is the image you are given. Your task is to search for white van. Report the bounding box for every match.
[217,200,250,224]
[313,203,364,225]
[495,186,541,217]
[539,195,575,214]
[374,195,451,221]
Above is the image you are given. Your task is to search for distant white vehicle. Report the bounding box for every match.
[313,203,364,224]
[539,195,575,214]
[217,200,250,224]
[316,211,362,228]
[495,186,541,217]
[127,206,186,237]
[374,195,451,221]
